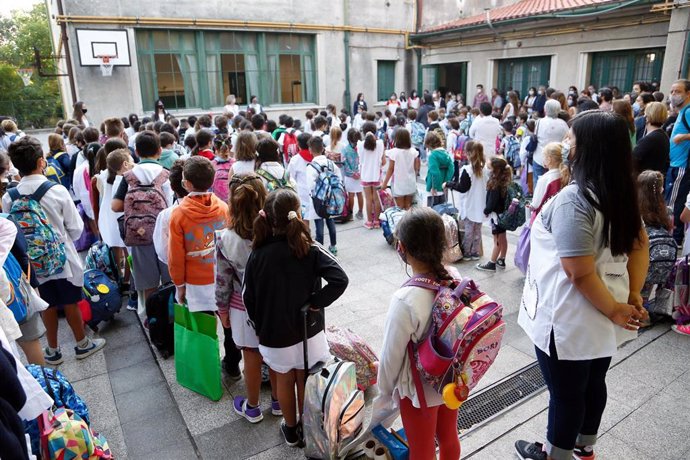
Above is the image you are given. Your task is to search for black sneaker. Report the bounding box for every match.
[222,361,242,382]
[281,421,304,448]
[514,440,547,460]
[476,261,496,272]
[496,258,506,269]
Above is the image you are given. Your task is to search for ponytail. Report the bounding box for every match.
[363,132,376,151]
[559,163,571,188]
[285,217,312,259]
[252,189,312,259]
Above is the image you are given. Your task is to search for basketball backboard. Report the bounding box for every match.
[76,29,131,67]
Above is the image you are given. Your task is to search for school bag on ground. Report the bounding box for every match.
[85,241,120,285]
[411,121,426,146]
[405,275,505,409]
[378,188,395,211]
[496,182,526,231]
[146,282,175,358]
[645,226,677,286]
[7,181,67,278]
[39,408,112,460]
[441,214,463,263]
[326,325,379,391]
[122,169,169,246]
[211,158,234,202]
[44,151,69,189]
[282,130,299,164]
[82,269,121,329]
[379,206,407,246]
[672,256,690,325]
[310,160,346,218]
[256,168,294,192]
[2,252,30,324]
[504,134,521,170]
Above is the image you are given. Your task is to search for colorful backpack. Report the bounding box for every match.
[645,226,678,286]
[83,269,121,328]
[326,325,379,391]
[504,135,521,170]
[2,252,30,324]
[255,168,294,192]
[85,241,120,285]
[122,169,169,246]
[411,121,426,146]
[283,130,299,164]
[211,158,234,202]
[39,408,112,460]
[453,132,468,162]
[497,182,526,231]
[405,275,505,409]
[672,256,690,325]
[7,181,67,278]
[310,160,346,218]
[45,151,69,189]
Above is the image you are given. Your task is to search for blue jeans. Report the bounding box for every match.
[665,165,690,245]
[315,218,336,246]
[532,161,547,186]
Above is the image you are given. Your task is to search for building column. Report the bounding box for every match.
[661,7,690,93]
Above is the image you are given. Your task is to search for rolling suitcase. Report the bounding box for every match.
[146,282,175,358]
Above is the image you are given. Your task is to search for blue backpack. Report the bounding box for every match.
[45,151,70,189]
[411,121,426,146]
[504,135,521,170]
[310,160,346,219]
[83,269,121,328]
[85,241,120,285]
[2,252,29,324]
[7,182,67,278]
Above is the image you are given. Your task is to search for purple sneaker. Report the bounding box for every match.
[271,397,282,416]
[233,396,263,423]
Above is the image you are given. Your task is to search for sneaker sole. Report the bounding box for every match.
[75,342,106,360]
[45,357,64,366]
[672,325,690,336]
[475,266,496,272]
[471,257,480,261]
[272,408,283,416]
[234,404,264,424]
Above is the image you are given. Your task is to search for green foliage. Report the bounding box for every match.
[0,3,62,128]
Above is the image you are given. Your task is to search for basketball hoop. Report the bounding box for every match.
[17,68,33,86]
[98,55,114,77]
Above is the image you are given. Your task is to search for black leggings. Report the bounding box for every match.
[535,334,611,458]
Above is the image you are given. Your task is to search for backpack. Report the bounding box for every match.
[411,121,426,146]
[504,135,521,170]
[7,182,67,278]
[255,168,294,192]
[405,276,505,409]
[326,325,379,391]
[122,169,169,246]
[645,226,678,285]
[525,121,539,164]
[453,132,468,162]
[497,182,526,231]
[211,158,233,202]
[82,269,121,329]
[45,152,69,189]
[2,252,30,324]
[85,241,120,285]
[310,160,346,218]
[282,130,299,164]
[39,408,112,460]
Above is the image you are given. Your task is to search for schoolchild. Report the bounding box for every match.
[476,157,512,272]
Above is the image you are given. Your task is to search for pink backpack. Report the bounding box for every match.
[122,170,169,246]
[211,158,234,202]
[404,275,505,408]
[326,325,379,391]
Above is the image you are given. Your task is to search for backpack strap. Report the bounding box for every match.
[403,275,442,290]
[123,170,139,188]
[7,185,20,202]
[31,181,57,202]
[152,169,170,187]
[407,341,429,410]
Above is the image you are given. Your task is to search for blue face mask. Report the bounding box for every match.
[632,102,640,113]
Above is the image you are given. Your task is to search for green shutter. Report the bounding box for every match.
[378,60,396,102]
[590,48,664,90]
[497,56,551,99]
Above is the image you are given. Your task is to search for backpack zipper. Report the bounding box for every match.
[321,361,345,416]
[336,391,364,443]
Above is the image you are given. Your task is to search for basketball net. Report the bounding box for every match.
[17,68,33,86]
[98,56,114,77]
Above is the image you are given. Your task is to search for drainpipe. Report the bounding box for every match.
[485,8,500,40]
[56,0,77,105]
[415,0,423,92]
[343,0,351,113]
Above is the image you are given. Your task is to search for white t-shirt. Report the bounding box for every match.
[386,148,418,197]
[231,160,256,176]
[469,115,503,160]
[224,104,240,116]
[357,139,385,183]
[534,117,569,167]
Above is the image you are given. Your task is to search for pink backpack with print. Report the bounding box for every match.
[122,170,169,246]
[211,158,234,202]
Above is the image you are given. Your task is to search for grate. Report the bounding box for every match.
[457,362,545,435]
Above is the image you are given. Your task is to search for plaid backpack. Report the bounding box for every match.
[122,170,169,246]
[310,160,346,218]
[8,181,67,278]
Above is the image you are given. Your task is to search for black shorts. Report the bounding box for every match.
[491,223,507,235]
[39,278,83,307]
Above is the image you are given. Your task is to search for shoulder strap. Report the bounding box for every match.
[407,342,428,410]
[681,106,690,132]
[7,186,20,202]
[403,275,442,290]
[152,170,170,187]
[255,168,277,183]
[31,181,56,202]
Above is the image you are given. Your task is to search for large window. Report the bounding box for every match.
[136,30,317,112]
[496,56,551,99]
[377,60,396,102]
[590,48,664,91]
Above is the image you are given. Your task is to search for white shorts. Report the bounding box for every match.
[259,331,331,374]
[231,308,260,349]
[344,176,363,193]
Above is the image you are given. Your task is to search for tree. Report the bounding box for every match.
[0,3,62,128]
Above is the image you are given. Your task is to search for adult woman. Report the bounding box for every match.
[72,101,89,127]
[248,95,263,114]
[515,110,649,460]
[224,95,240,116]
[634,92,656,142]
[524,87,537,114]
[533,99,569,183]
[566,94,578,118]
[352,93,367,115]
[632,101,669,176]
[408,90,420,110]
[386,93,401,114]
[551,91,568,113]
[152,99,168,122]
[502,91,519,122]
[613,100,636,147]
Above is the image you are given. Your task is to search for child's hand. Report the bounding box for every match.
[218,310,230,328]
[175,285,186,305]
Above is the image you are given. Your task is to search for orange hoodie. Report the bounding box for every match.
[168,193,229,286]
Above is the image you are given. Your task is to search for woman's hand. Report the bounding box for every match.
[609,302,644,330]
[628,291,649,323]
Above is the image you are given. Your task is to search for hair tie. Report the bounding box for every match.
[287,210,298,221]
[259,209,266,218]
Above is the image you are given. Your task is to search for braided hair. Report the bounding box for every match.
[396,207,453,281]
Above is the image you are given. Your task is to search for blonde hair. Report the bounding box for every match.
[329,126,342,151]
[48,133,66,152]
[225,94,236,105]
[235,131,258,161]
[1,120,18,133]
[645,102,668,127]
[543,142,570,187]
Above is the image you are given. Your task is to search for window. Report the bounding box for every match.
[496,56,551,99]
[377,60,396,102]
[590,48,664,92]
[136,30,317,112]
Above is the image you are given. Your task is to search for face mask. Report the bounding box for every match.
[82,109,88,114]
[568,99,575,107]
[477,89,482,94]
[537,90,543,96]
[396,242,408,264]
[671,94,685,107]
[562,140,572,161]
[632,102,640,113]
[568,91,576,96]
[529,91,534,96]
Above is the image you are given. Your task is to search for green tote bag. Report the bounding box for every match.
[174,303,223,401]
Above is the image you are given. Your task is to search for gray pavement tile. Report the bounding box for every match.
[194,416,283,459]
[71,373,120,430]
[104,339,155,372]
[248,443,312,460]
[120,406,189,457]
[594,433,650,459]
[114,381,176,424]
[99,424,128,460]
[109,360,165,396]
[98,320,147,346]
[128,439,198,460]
[609,338,690,388]
[605,367,662,408]
[652,327,690,351]
[54,348,108,383]
[474,345,535,392]
[465,422,544,460]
